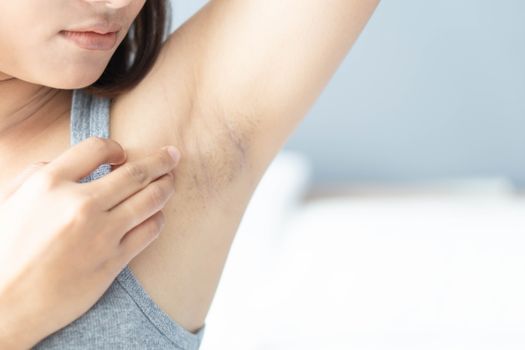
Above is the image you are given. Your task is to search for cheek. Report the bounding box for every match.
[0,2,52,75]
[0,25,44,81]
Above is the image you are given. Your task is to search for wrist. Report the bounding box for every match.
[0,286,45,349]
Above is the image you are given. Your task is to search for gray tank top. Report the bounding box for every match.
[32,88,206,350]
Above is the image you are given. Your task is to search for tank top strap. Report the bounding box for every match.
[70,88,112,183]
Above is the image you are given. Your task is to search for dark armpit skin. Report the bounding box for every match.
[172,94,262,205]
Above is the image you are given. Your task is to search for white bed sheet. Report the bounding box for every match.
[201,162,525,349]
[259,192,525,350]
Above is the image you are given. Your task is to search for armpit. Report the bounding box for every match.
[173,97,262,204]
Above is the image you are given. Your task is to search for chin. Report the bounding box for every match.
[39,77,101,90]
[38,65,108,90]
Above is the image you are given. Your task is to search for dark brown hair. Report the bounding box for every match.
[84,0,173,100]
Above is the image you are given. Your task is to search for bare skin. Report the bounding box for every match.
[0,0,380,342]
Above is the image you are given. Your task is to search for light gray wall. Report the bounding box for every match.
[170,1,525,188]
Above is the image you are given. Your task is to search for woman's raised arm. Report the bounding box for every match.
[189,0,379,174]
[130,0,380,182]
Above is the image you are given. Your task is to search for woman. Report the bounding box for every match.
[0,0,379,348]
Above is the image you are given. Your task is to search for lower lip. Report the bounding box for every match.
[60,30,118,51]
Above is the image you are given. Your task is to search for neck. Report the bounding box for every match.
[0,74,71,148]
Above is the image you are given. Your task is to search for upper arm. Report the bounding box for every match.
[125,0,379,184]
[187,0,380,175]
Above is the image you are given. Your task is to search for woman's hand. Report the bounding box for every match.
[0,136,181,349]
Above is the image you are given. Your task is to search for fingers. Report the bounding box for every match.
[117,211,166,265]
[108,172,175,236]
[45,137,127,183]
[0,162,48,202]
[86,146,180,211]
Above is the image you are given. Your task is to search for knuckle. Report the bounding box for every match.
[113,248,128,267]
[146,218,163,240]
[117,244,136,267]
[98,254,122,275]
[152,211,165,230]
[30,170,59,191]
[148,184,167,208]
[88,136,108,151]
[72,199,94,223]
[84,188,102,206]
[59,197,94,232]
[110,255,126,274]
[147,223,160,238]
[123,163,148,184]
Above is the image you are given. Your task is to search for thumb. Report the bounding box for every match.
[0,161,49,203]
